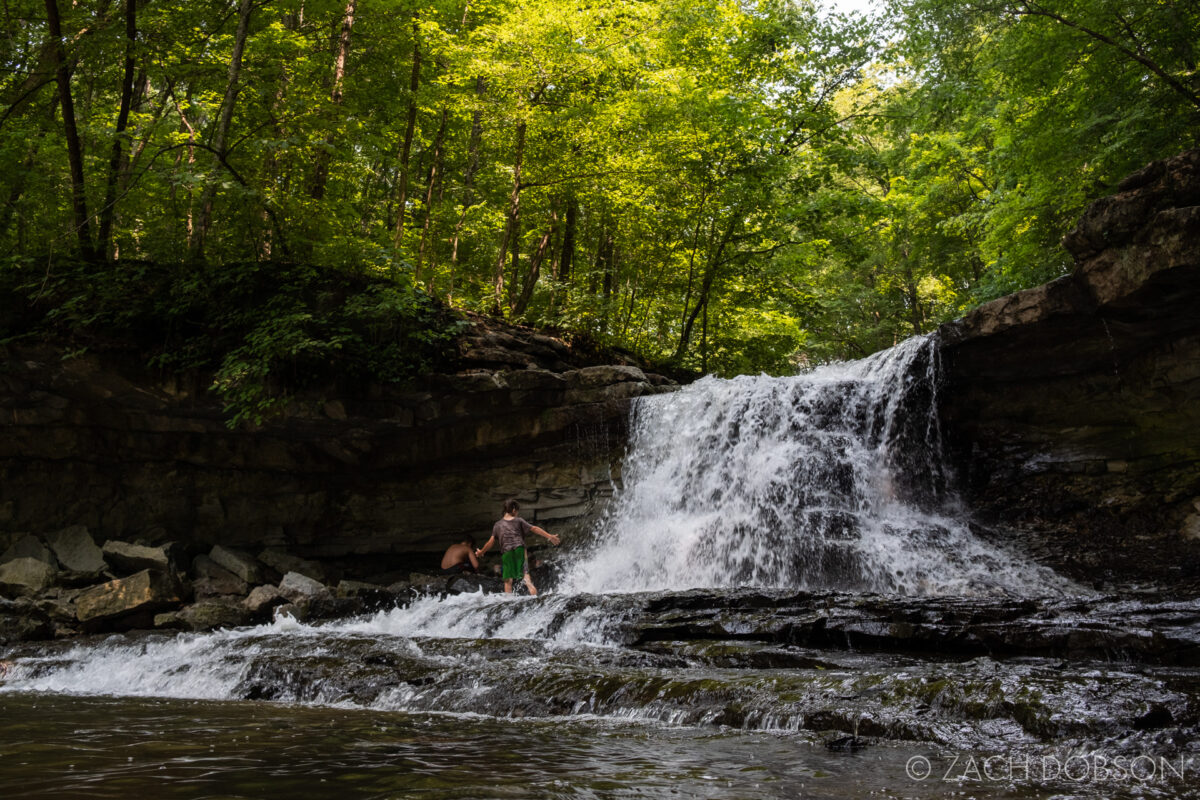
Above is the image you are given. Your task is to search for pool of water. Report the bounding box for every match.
[1,692,1194,799]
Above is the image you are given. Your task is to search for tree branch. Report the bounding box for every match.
[1012,0,1200,110]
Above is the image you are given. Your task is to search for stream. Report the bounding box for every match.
[2,336,1198,798]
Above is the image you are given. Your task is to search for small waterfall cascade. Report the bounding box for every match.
[0,334,1106,746]
[560,334,1070,596]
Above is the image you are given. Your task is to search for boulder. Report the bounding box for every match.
[209,545,262,584]
[446,574,505,594]
[336,580,396,612]
[306,593,363,622]
[278,571,329,602]
[152,611,189,631]
[0,597,53,644]
[336,579,383,597]
[0,557,58,596]
[938,148,1200,589]
[74,569,183,624]
[103,540,172,574]
[177,600,250,632]
[257,548,326,583]
[35,593,79,625]
[192,554,248,598]
[44,525,106,574]
[406,573,445,593]
[1,534,56,567]
[244,584,287,617]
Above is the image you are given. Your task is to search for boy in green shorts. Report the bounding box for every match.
[475,498,560,595]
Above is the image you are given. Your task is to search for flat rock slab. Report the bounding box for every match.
[177,600,250,632]
[75,569,183,623]
[103,540,171,574]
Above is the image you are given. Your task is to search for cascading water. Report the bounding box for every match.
[7,335,1194,800]
[560,334,1070,596]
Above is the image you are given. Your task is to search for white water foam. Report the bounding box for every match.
[0,627,270,699]
[0,594,623,703]
[334,591,626,647]
[560,335,1073,596]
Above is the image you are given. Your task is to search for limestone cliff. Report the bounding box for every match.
[0,316,675,570]
[938,148,1200,590]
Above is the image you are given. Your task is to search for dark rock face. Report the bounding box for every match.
[0,316,674,570]
[939,149,1200,590]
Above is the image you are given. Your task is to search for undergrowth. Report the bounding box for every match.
[0,257,467,426]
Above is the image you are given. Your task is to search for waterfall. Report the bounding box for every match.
[560,335,1071,596]
[0,334,1083,721]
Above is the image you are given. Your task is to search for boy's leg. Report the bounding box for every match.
[504,578,513,593]
[523,572,537,596]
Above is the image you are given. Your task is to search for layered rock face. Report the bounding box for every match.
[0,316,674,568]
[939,149,1200,590]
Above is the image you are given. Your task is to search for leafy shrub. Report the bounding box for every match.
[0,257,465,426]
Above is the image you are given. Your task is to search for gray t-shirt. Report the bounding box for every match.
[492,516,532,553]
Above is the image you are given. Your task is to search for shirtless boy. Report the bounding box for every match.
[440,536,479,575]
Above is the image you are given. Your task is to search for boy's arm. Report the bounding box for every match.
[476,535,496,558]
[468,548,481,569]
[530,525,560,546]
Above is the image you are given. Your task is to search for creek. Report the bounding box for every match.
[2,336,1197,799]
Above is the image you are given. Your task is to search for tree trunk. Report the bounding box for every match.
[98,0,137,260]
[191,0,254,261]
[122,68,157,187]
[513,212,557,317]
[558,194,576,281]
[493,120,526,314]
[903,255,923,334]
[169,88,198,247]
[675,214,736,361]
[599,230,615,333]
[449,75,485,272]
[416,106,447,286]
[311,0,356,202]
[44,0,95,259]
[391,15,421,258]
[677,191,712,332]
[546,193,576,318]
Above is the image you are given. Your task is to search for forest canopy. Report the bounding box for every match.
[2,0,1197,384]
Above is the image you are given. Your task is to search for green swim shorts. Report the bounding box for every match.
[501,546,527,580]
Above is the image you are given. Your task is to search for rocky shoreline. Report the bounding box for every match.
[0,524,528,642]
